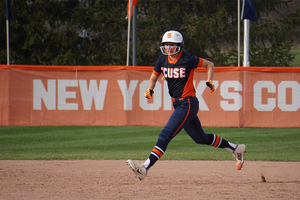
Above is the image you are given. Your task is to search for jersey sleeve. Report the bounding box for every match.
[152,70,161,76]
[197,58,203,68]
[153,55,164,74]
[188,54,203,68]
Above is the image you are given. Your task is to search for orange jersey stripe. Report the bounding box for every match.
[152,70,161,76]
[197,58,203,68]
[173,99,191,136]
[181,68,196,97]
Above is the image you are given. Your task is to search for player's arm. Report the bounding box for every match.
[145,72,159,99]
[202,59,214,81]
[202,59,215,93]
[147,73,159,90]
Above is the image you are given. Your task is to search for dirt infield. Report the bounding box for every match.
[0,160,299,200]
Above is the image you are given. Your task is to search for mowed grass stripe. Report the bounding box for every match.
[0,126,299,161]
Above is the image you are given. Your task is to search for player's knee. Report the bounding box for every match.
[158,134,172,144]
[194,138,208,145]
[193,133,210,145]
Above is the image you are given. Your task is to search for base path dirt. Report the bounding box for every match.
[0,160,299,200]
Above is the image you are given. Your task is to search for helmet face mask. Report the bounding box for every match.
[160,45,181,55]
[160,30,184,55]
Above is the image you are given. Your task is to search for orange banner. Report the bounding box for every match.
[0,65,300,127]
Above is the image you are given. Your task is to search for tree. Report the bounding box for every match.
[136,0,300,66]
[0,0,128,65]
[249,5,300,66]
[1,0,299,66]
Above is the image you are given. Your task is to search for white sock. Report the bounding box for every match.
[224,142,237,153]
[143,158,150,169]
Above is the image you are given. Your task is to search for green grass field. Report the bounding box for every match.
[0,126,299,161]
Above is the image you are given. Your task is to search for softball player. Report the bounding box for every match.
[127,30,246,181]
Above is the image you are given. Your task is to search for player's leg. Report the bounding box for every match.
[127,139,168,180]
[127,98,198,180]
[142,99,199,170]
[184,117,237,151]
[184,117,246,170]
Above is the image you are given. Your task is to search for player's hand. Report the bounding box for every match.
[144,89,154,99]
[206,80,215,94]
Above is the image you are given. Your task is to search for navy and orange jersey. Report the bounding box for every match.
[153,51,203,98]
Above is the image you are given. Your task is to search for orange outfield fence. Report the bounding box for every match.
[1,65,300,127]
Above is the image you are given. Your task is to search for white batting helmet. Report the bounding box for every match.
[160,30,184,55]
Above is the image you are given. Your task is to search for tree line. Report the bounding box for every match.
[1,0,299,66]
